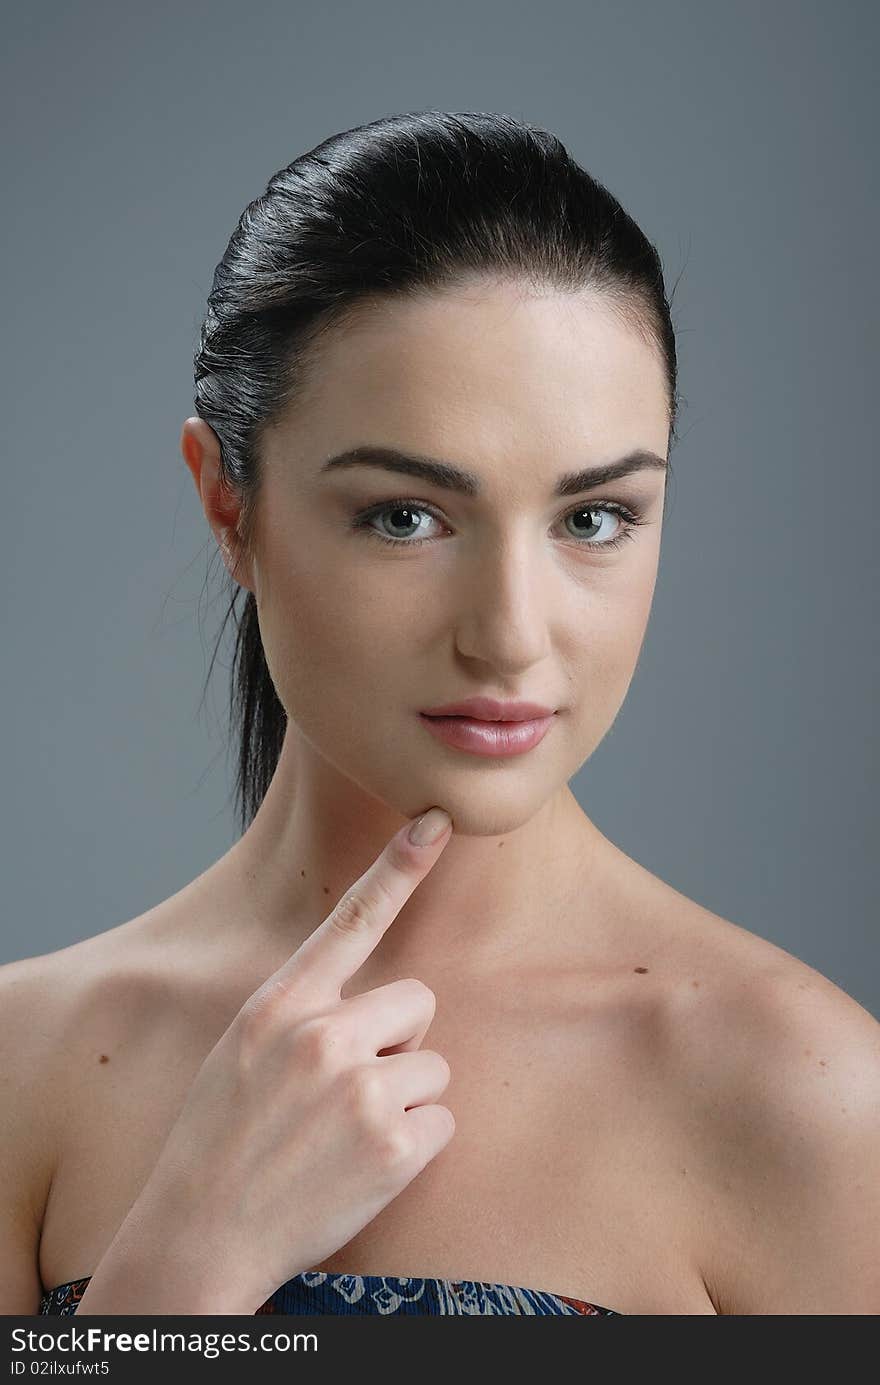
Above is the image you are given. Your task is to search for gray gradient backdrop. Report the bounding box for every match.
[2,1,877,1018]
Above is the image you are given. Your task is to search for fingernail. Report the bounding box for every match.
[408,808,452,846]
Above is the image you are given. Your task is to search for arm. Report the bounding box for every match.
[74,1168,259,1315]
[695,965,880,1315]
[0,957,60,1314]
[0,951,254,1318]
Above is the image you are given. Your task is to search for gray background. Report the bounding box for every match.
[2,1,877,1018]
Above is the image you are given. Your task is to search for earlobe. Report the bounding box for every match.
[214,510,254,592]
[218,522,257,595]
[224,539,257,596]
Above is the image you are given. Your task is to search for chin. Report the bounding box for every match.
[406,792,554,841]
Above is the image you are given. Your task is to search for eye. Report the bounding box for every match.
[351,497,649,552]
[360,502,441,544]
[561,506,631,546]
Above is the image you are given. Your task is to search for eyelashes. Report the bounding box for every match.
[350,496,650,554]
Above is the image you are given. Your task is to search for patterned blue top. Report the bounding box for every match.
[39,1269,621,1316]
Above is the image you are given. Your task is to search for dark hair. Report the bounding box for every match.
[192,109,684,837]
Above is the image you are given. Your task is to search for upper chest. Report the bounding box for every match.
[37,943,720,1314]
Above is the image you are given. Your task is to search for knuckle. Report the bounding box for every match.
[238,984,285,1048]
[375,1123,415,1172]
[346,1064,384,1119]
[426,1049,452,1084]
[330,890,374,936]
[371,870,399,912]
[403,977,436,1008]
[296,1014,342,1068]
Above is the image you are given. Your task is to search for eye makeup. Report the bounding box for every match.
[349,494,651,554]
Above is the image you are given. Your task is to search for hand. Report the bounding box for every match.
[132,806,456,1312]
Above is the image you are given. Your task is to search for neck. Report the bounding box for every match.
[208,723,610,986]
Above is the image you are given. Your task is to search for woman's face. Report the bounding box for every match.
[238,280,670,837]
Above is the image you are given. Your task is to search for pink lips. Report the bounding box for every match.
[419,699,557,758]
[420,696,555,721]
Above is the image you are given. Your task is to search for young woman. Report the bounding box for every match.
[4,110,878,1318]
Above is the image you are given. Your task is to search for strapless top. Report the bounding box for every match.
[39,1270,621,1316]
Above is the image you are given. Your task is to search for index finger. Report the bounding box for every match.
[273,807,453,998]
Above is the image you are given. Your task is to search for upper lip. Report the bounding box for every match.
[420,697,556,721]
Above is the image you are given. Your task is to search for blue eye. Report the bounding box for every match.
[351,498,648,552]
[359,502,439,545]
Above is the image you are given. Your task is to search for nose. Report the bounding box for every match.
[451,532,553,671]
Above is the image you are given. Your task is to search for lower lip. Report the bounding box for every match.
[418,713,555,757]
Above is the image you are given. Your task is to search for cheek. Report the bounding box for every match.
[255,558,395,717]
[602,573,656,665]
[563,562,659,713]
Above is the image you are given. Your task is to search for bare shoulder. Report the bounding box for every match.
[0,920,161,1112]
[0,944,102,1311]
[657,898,880,1315]
[0,912,202,1311]
[0,950,72,1209]
[0,911,201,1140]
[0,938,111,1152]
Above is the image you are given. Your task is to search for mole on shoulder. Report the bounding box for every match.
[323,886,330,894]
[98,1054,109,1063]
[633,966,648,974]
[301,869,306,878]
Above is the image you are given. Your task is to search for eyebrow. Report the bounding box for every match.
[319,444,667,498]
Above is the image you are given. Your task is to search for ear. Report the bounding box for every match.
[180,417,256,594]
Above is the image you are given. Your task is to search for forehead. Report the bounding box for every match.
[271,280,670,465]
